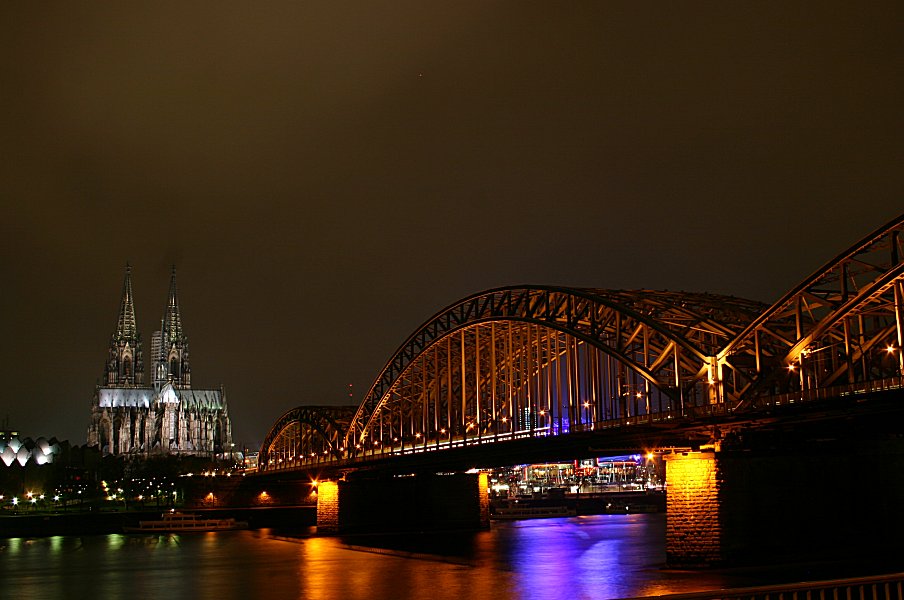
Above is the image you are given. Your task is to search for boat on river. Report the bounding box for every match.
[490,505,577,520]
[124,511,249,533]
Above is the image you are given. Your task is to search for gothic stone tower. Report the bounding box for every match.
[105,265,144,387]
[153,267,191,389]
[87,265,232,457]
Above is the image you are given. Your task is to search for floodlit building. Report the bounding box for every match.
[0,434,61,467]
[86,266,233,457]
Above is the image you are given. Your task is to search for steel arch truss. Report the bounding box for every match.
[719,214,904,408]
[259,406,357,472]
[344,287,767,453]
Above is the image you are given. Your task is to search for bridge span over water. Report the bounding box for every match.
[258,213,904,475]
[250,213,904,567]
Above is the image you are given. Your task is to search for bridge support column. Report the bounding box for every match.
[664,450,727,567]
[665,436,904,568]
[316,472,489,535]
[315,480,341,533]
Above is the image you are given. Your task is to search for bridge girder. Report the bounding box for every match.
[718,214,904,408]
[259,405,356,472]
[258,213,904,473]
[344,287,767,451]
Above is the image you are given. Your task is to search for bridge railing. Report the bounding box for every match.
[752,375,904,410]
[260,375,904,472]
[261,397,780,470]
[627,571,904,600]
[337,408,696,464]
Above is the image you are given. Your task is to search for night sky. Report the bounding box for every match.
[1,3,901,449]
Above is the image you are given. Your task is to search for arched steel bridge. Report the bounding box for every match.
[259,213,904,473]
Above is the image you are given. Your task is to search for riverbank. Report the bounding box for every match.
[0,506,316,538]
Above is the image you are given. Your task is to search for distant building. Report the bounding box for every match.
[0,433,61,467]
[0,421,19,444]
[86,266,233,457]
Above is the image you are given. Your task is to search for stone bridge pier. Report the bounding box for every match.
[316,472,490,535]
[664,437,904,567]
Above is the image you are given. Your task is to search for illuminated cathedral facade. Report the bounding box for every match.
[87,266,233,457]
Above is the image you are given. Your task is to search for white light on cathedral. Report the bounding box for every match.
[87,266,233,459]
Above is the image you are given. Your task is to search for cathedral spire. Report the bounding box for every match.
[105,263,144,386]
[115,263,138,341]
[155,265,190,388]
[162,265,184,345]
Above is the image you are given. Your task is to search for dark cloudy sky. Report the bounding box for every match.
[1,3,901,448]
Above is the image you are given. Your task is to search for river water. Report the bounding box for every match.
[0,514,888,600]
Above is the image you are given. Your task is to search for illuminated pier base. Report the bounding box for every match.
[664,451,724,566]
[665,440,904,568]
[316,472,489,535]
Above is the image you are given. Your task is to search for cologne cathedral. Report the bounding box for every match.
[86,266,233,457]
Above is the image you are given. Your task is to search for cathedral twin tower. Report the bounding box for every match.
[87,265,233,457]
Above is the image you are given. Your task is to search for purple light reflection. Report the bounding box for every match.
[492,514,725,600]
[501,516,629,600]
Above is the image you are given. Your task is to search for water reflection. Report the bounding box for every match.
[504,518,630,600]
[481,514,712,600]
[0,514,873,600]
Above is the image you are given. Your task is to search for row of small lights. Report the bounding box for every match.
[267,410,613,464]
[1,483,96,505]
[352,412,598,446]
[275,345,902,463]
[2,492,61,506]
[789,344,899,372]
[3,476,207,506]
[267,344,904,464]
[269,401,641,463]
[101,478,182,501]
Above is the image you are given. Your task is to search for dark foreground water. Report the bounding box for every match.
[0,514,895,600]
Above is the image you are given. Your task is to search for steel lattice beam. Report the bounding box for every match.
[344,287,768,451]
[258,213,904,472]
[719,214,904,408]
[259,406,356,472]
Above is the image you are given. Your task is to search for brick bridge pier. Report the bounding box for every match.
[665,435,904,567]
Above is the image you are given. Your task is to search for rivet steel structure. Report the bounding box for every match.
[260,214,904,473]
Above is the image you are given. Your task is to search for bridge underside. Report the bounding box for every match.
[316,472,489,535]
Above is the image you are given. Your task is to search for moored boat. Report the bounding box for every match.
[490,505,577,520]
[124,511,249,533]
